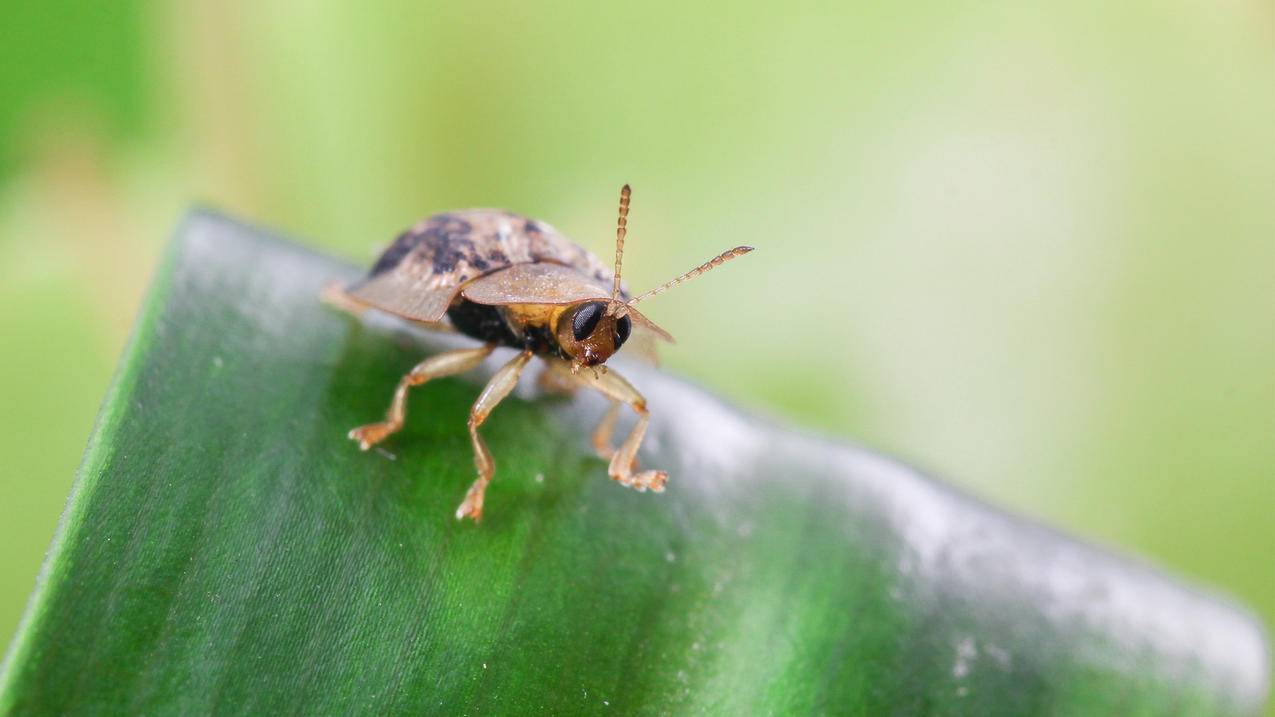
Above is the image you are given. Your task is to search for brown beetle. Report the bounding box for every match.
[326,185,752,521]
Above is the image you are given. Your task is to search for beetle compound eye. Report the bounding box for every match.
[572,302,605,341]
[614,315,632,348]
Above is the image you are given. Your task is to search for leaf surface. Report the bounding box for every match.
[1,211,1268,715]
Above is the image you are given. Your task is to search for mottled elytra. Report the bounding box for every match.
[325,185,753,521]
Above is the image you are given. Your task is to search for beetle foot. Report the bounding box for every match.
[348,422,396,451]
[612,468,668,493]
[455,478,487,522]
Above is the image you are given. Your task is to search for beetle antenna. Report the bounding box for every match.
[608,184,631,314]
[623,246,754,311]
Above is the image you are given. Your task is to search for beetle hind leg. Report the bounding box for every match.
[455,350,534,522]
[348,344,496,450]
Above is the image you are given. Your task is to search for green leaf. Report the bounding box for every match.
[1,211,1268,715]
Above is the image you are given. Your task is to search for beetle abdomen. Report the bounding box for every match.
[370,214,489,279]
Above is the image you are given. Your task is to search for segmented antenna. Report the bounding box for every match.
[626,246,755,307]
[611,184,631,304]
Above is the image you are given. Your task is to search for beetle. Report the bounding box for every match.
[326,185,752,521]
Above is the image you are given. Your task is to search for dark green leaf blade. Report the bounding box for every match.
[1,211,1268,715]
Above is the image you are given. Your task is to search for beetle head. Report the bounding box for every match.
[550,183,754,374]
[556,300,632,370]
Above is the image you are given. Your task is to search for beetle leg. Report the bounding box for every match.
[455,350,534,522]
[543,361,619,459]
[590,401,621,460]
[568,365,667,493]
[536,364,580,396]
[348,344,496,450]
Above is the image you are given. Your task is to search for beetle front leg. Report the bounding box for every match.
[455,350,534,522]
[590,400,621,460]
[536,362,581,396]
[565,364,667,493]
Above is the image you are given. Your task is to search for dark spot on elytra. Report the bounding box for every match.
[524,219,544,235]
[369,231,419,277]
[369,213,515,279]
[418,216,477,275]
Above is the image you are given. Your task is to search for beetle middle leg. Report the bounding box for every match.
[455,349,534,522]
[348,343,496,450]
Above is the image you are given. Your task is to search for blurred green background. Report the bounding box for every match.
[1,0,1271,693]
